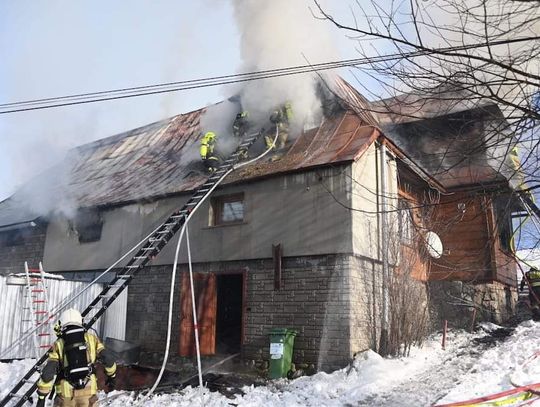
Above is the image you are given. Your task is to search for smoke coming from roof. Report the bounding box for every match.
[226,0,338,132]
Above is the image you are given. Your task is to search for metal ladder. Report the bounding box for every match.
[21,262,53,360]
[0,131,262,407]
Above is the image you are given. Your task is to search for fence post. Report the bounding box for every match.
[442,320,448,350]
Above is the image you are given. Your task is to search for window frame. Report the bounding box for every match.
[1,229,26,247]
[211,193,245,227]
[73,209,104,244]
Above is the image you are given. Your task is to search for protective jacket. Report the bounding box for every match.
[232,111,249,138]
[266,102,293,150]
[37,331,116,399]
[270,102,293,125]
[521,268,540,291]
[200,131,217,159]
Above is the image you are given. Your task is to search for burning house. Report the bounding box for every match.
[0,77,522,370]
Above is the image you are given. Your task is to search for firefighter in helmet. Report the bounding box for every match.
[232,111,249,139]
[200,131,220,172]
[265,101,293,150]
[36,308,117,407]
[520,267,540,320]
[232,111,250,159]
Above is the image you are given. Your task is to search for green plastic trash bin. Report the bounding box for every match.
[268,328,297,379]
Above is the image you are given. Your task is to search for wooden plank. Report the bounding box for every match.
[179,272,217,356]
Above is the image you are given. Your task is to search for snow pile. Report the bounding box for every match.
[437,321,540,405]
[3,323,540,406]
[0,359,38,400]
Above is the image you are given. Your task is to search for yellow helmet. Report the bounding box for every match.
[204,131,216,141]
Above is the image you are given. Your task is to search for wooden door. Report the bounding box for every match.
[179,272,217,356]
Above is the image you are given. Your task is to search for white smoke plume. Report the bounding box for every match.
[201,0,338,139]
[231,0,338,129]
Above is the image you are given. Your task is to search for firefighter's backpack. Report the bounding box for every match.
[61,325,92,389]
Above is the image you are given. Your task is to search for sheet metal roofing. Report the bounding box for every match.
[0,79,514,227]
[0,89,379,227]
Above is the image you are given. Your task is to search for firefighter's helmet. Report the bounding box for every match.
[58,308,83,327]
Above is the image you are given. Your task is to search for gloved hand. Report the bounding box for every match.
[36,393,47,407]
[105,374,116,391]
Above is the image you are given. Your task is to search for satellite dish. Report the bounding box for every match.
[425,231,443,258]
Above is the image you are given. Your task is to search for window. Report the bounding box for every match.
[0,229,25,247]
[211,194,244,226]
[398,199,415,244]
[73,209,103,243]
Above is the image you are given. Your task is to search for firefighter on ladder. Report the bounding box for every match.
[36,308,117,407]
[265,101,293,151]
[200,131,220,172]
[232,111,250,159]
[520,267,540,320]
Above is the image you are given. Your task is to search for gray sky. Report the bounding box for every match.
[0,1,376,201]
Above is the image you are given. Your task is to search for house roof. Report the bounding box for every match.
[379,104,516,189]
[0,78,516,228]
[0,98,379,227]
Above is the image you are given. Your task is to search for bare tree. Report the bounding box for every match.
[314,0,540,201]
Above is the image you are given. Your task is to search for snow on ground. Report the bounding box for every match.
[3,322,540,406]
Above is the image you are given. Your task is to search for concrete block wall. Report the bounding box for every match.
[125,254,369,371]
[349,256,384,354]
[243,255,353,372]
[0,224,47,276]
[125,264,181,352]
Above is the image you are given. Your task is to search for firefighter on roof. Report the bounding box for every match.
[265,101,293,150]
[232,111,250,159]
[200,131,220,172]
[36,308,117,407]
[232,111,249,138]
[520,267,540,320]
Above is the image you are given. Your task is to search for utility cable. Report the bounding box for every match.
[1,36,538,114]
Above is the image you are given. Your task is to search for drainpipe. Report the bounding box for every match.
[379,141,390,355]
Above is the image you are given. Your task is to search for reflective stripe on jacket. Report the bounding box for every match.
[37,332,114,398]
[529,270,540,287]
[200,132,216,159]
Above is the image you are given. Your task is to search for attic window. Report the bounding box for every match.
[0,230,25,247]
[211,194,244,226]
[74,209,103,243]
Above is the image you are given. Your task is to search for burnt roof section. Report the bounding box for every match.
[0,99,378,227]
[370,86,494,125]
[381,104,516,188]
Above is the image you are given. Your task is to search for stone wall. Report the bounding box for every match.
[0,224,47,276]
[349,256,383,354]
[428,280,518,330]
[243,255,353,372]
[125,254,382,372]
[126,264,181,352]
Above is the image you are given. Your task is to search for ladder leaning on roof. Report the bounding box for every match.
[21,262,53,360]
[0,130,265,407]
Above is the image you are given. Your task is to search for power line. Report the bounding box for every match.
[1,36,538,114]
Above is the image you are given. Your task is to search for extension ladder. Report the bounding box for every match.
[0,131,263,407]
[20,262,53,359]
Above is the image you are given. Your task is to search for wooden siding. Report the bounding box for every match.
[396,174,430,281]
[429,192,516,284]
